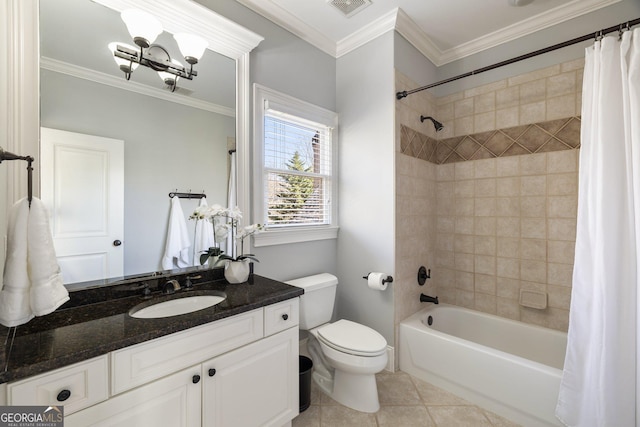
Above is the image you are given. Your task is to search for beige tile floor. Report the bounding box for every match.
[292,370,522,427]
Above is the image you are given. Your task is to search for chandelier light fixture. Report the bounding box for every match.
[109,9,208,92]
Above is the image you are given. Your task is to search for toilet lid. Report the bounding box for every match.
[317,319,387,356]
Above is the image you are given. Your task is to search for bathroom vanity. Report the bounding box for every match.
[0,272,302,426]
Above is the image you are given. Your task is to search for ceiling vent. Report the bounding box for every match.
[327,0,372,18]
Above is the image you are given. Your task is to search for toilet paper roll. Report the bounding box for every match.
[367,272,388,291]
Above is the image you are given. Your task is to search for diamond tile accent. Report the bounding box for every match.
[457,137,481,159]
[435,143,453,164]
[555,117,581,148]
[501,124,529,140]
[484,132,514,156]
[538,118,571,134]
[518,126,552,153]
[400,117,580,165]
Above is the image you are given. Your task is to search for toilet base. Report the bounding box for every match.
[333,370,381,413]
[312,370,381,413]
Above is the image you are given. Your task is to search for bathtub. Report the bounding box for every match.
[399,304,567,427]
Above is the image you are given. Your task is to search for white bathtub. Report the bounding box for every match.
[399,304,567,427]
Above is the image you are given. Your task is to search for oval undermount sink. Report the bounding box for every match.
[129,293,226,319]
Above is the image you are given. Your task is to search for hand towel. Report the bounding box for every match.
[193,197,214,266]
[0,197,69,327]
[162,197,191,270]
[0,198,34,326]
[28,198,69,316]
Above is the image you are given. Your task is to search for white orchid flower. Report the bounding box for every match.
[236,224,263,239]
[214,223,230,242]
[227,206,243,220]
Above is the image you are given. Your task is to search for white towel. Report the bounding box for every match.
[193,197,214,266]
[0,197,69,327]
[28,198,69,316]
[162,197,191,270]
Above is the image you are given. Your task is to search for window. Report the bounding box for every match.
[253,85,338,246]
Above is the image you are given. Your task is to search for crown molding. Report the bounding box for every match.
[234,0,337,57]
[393,8,443,65]
[231,0,621,64]
[92,0,263,59]
[335,8,398,58]
[41,57,235,117]
[434,0,622,65]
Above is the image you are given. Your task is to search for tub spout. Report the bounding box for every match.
[420,294,439,304]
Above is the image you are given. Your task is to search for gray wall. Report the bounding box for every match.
[41,70,234,278]
[195,0,338,282]
[394,33,438,89]
[336,32,396,344]
[432,0,640,97]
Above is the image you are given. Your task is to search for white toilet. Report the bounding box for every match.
[287,273,388,413]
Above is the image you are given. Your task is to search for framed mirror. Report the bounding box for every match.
[1,0,262,288]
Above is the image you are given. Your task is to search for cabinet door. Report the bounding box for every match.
[203,327,298,427]
[65,366,202,427]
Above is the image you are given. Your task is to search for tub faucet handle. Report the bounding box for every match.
[420,294,439,304]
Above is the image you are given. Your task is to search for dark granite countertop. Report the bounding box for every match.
[0,272,303,383]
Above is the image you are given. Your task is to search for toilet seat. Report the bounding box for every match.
[317,319,387,357]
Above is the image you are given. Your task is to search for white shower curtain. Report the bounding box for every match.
[556,28,640,426]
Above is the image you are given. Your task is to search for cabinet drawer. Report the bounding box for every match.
[112,308,263,394]
[8,355,109,415]
[264,298,299,336]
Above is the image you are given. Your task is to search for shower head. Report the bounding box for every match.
[420,116,444,132]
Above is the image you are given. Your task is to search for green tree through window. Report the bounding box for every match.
[270,151,315,223]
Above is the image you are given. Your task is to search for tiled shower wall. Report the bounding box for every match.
[435,151,577,331]
[395,58,584,337]
[394,72,438,356]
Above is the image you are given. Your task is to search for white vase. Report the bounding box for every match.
[208,255,221,268]
[224,259,250,283]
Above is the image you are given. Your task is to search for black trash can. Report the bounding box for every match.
[299,355,313,413]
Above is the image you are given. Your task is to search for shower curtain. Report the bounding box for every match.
[556,29,640,426]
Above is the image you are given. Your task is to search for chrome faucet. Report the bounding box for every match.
[420,294,439,304]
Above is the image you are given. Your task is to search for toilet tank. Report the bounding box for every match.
[286,273,338,330]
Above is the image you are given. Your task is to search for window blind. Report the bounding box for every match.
[263,113,333,227]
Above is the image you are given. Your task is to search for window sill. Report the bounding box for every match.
[253,226,339,247]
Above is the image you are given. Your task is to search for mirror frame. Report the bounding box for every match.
[1,0,262,277]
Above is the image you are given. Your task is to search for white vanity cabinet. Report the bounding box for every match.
[202,327,298,427]
[65,366,202,426]
[54,298,299,427]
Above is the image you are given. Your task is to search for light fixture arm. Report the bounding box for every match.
[113,43,198,81]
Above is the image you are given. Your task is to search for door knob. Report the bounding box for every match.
[113,239,122,246]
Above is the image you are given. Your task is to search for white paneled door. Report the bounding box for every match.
[41,127,124,283]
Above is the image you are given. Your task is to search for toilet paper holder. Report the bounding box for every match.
[362,273,393,285]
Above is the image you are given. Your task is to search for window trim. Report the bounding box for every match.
[253,84,339,247]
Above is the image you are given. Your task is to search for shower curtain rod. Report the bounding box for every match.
[396,17,640,100]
